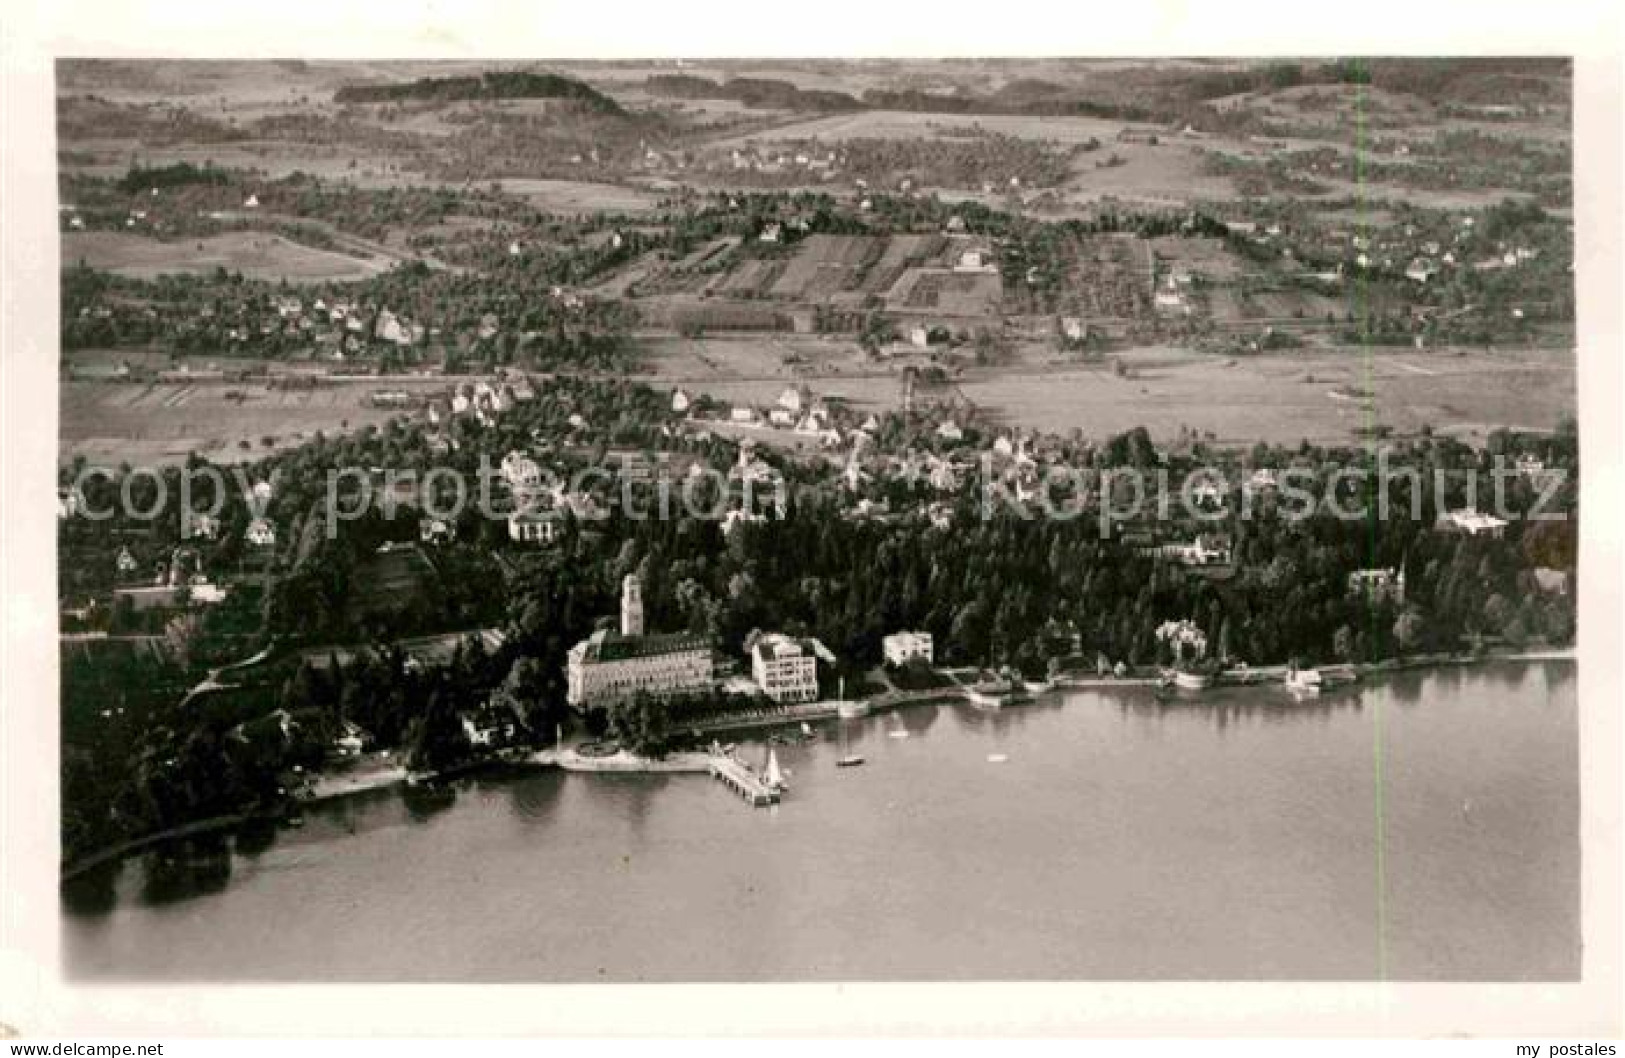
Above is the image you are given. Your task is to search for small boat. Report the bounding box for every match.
[800,721,814,737]
[1022,678,1053,694]
[965,680,1033,709]
[1284,665,1323,696]
[284,814,305,828]
[986,753,1009,764]
[887,714,910,739]
[1173,669,1212,691]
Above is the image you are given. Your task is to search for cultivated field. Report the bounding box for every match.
[635,335,877,382]
[714,258,782,297]
[768,234,878,298]
[885,268,1003,317]
[1149,236,1246,281]
[706,110,1127,148]
[493,178,665,214]
[61,231,389,283]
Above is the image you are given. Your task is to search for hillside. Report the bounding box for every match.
[333,70,626,115]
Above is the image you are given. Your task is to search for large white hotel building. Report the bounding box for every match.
[565,575,716,708]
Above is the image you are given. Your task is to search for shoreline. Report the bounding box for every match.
[58,646,1574,882]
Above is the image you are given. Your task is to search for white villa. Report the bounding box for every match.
[883,631,934,668]
[1348,567,1405,603]
[508,509,562,545]
[1156,619,1209,664]
[1439,508,1509,538]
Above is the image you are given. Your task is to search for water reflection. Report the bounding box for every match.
[138,834,232,905]
[1113,685,1368,733]
[60,862,119,916]
[233,817,279,859]
[890,702,943,736]
[507,771,566,824]
[400,781,458,823]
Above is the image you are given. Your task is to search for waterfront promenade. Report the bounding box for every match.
[61,646,1576,879]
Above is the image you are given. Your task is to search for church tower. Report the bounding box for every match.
[620,573,644,638]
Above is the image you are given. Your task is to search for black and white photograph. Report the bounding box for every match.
[2,0,1622,1044]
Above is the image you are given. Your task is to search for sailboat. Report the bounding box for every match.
[887,712,910,739]
[764,747,788,792]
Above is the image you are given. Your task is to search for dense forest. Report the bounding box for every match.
[333,71,625,115]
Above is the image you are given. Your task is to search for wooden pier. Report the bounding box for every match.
[707,754,781,807]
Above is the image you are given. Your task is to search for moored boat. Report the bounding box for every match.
[1173,669,1212,691]
[1285,665,1323,695]
[1319,664,1359,688]
[965,669,1033,709]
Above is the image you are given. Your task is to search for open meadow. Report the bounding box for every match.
[61,230,390,283]
[956,345,1574,444]
[632,334,1574,447]
[59,379,449,467]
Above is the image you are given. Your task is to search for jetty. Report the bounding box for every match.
[707,752,781,807]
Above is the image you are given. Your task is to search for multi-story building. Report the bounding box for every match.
[883,631,934,667]
[750,633,820,703]
[566,629,715,708]
[508,509,561,545]
[565,574,714,708]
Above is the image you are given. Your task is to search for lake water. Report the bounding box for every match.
[62,661,1580,981]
